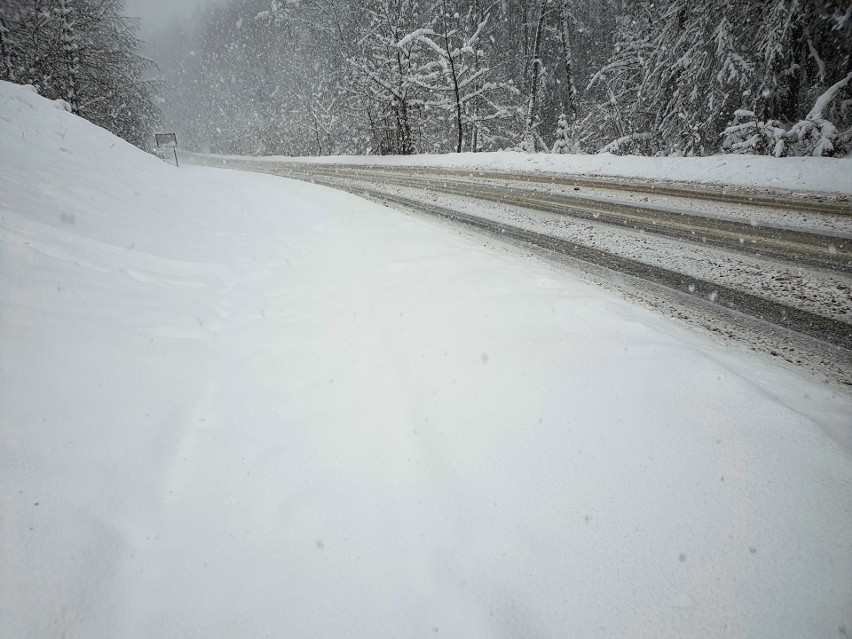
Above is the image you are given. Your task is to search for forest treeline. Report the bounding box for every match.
[3,0,851,158]
[154,0,851,158]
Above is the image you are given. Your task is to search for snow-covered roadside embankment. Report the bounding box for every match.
[216,148,852,196]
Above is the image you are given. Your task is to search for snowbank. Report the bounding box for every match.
[262,149,852,195]
[2,80,851,638]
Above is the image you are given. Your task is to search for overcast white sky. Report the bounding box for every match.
[124,0,227,39]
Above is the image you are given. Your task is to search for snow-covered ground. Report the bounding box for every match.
[2,81,851,638]
[212,148,852,196]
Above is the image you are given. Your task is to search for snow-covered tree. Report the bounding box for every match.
[551,111,573,153]
[1,0,160,148]
[583,0,850,157]
[402,0,518,152]
[723,72,852,157]
[520,0,549,152]
[0,11,16,81]
[410,0,483,152]
[57,0,79,112]
[130,0,850,158]
[623,0,754,155]
[1,0,57,93]
[745,0,851,156]
[352,0,427,154]
[785,71,852,157]
[556,0,577,123]
[582,2,654,154]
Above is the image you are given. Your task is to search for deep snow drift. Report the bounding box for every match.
[1,81,851,638]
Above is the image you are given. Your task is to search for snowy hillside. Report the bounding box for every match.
[1,80,851,638]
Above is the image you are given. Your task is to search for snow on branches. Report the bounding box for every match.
[141,0,851,158]
[722,72,852,157]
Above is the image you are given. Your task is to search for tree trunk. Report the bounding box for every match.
[470,0,482,152]
[523,0,547,151]
[441,0,464,153]
[558,0,577,122]
[395,48,413,154]
[59,0,80,113]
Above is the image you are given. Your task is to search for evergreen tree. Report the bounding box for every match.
[0,11,16,81]
[551,112,574,153]
[57,0,79,112]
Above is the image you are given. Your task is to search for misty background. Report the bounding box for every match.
[125,0,226,40]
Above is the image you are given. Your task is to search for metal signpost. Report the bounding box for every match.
[155,132,179,167]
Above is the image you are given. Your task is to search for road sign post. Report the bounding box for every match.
[155,133,179,167]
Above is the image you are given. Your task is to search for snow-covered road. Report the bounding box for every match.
[2,82,852,638]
